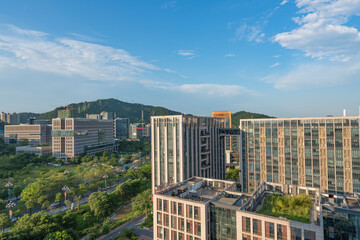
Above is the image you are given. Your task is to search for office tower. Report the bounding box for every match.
[151,115,226,193]
[52,118,115,159]
[153,177,323,240]
[4,124,52,145]
[212,111,241,168]
[114,118,129,139]
[240,116,360,194]
[129,123,144,140]
[143,124,151,137]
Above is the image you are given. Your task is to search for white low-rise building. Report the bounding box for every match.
[16,145,52,156]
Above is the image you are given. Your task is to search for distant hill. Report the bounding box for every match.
[37,98,182,123]
[18,112,40,123]
[231,111,274,127]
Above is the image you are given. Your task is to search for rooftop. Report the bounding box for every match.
[321,193,360,212]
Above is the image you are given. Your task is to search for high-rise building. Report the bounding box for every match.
[4,124,52,145]
[52,118,115,159]
[114,118,129,139]
[212,111,241,168]
[100,111,116,120]
[0,112,20,125]
[240,116,360,194]
[153,177,324,240]
[129,123,144,140]
[151,115,226,193]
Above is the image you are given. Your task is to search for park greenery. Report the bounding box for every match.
[225,168,240,182]
[0,136,152,239]
[257,193,312,223]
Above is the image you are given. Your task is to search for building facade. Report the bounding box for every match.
[16,145,52,155]
[240,116,360,194]
[0,112,20,125]
[114,118,130,139]
[4,124,52,145]
[212,111,241,168]
[52,118,114,159]
[129,123,144,140]
[153,178,323,240]
[151,115,226,193]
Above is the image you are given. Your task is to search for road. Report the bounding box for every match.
[96,213,153,240]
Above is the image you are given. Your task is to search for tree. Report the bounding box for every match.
[131,189,152,216]
[55,192,62,203]
[75,195,81,212]
[0,199,6,210]
[226,168,240,182]
[0,213,11,232]
[88,191,113,220]
[44,231,73,240]
[21,181,47,215]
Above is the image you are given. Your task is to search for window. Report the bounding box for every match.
[172,201,177,214]
[164,200,168,212]
[277,224,287,240]
[158,199,162,211]
[242,217,251,233]
[178,203,183,216]
[164,214,169,227]
[157,212,162,224]
[186,220,192,233]
[171,215,176,228]
[291,227,302,240]
[187,205,193,218]
[179,218,184,231]
[265,222,275,239]
[304,230,316,240]
[253,219,261,235]
[194,206,199,220]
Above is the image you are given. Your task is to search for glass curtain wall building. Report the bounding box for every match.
[240,116,360,194]
[151,115,226,192]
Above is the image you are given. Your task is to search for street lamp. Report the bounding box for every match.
[62,185,70,203]
[103,174,108,188]
[5,182,13,200]
[93,163,98,177]
[6,201,16,219]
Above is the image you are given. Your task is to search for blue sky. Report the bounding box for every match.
[1,0,360,117]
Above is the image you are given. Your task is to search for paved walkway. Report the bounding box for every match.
[96,213,153,240]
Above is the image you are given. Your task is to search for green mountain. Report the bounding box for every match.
[19,112,40,123]
[231,111,274,127]
[37,98,182,123]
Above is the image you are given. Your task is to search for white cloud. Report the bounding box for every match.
[162,0,177,9]
[225,53,235,57]
[280,0,288,5]
[274,0,360,61]
[140,80,258,96]
[235,24,265,43]
[263,59,360,90]
[0,24,172,82]
[270,62,280,68]
[177,50,195,57]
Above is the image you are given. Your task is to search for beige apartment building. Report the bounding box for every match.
[151,115,227,193]
[4,124,52,145]
[153,177,323,240]
[52,118,115,159]
[240,116,360,194]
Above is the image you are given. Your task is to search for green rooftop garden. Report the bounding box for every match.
[256,194,312,223]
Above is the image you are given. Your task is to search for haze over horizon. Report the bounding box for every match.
[1,0,360,117]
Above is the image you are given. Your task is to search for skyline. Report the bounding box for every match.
[1,0,360,117]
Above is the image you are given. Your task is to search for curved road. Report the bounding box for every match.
[96,213,153,240]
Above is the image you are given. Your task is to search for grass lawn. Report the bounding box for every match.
[256,194,312,223]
